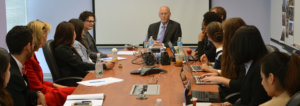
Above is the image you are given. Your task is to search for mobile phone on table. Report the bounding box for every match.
[72,101,92,106]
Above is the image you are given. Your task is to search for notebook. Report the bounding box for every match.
[63,93,104,106]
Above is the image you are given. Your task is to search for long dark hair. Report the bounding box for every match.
[260,51,290,91]
[230,25,267,65]
[68,19,88,49]
[285,54,300,96]
[221,18,246,79]
[54,21,75,47]
[0,48,13,106]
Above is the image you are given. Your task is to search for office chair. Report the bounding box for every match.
[286,91,300,106]
[266,45,279,54]
[43,40,82,86]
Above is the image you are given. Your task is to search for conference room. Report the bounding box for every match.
[1,0,300,106]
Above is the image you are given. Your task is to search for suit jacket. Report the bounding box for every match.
[54,45,95,78]
[233,60,271,106]
[82,31,107,61]
[24,53,76,106]
[6,55,37,106]
[147,20,182,47]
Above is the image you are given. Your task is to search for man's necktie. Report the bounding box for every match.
[158,25,166,43]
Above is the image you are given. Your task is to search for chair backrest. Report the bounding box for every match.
[287,91,300,106]
[266,45,279,54]
[42,40,60,81]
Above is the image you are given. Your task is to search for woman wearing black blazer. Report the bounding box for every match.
[201,25,271,105]
[229,25,271,105]
[53,22,114,79]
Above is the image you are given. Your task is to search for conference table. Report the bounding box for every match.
[72,48,219,106]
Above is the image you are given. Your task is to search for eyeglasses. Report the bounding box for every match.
[86,20,95,23]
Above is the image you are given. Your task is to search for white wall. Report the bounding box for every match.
[212,0,271,44]
[0,0,7,49]
[27,0,93,73]
[94,0,209,44]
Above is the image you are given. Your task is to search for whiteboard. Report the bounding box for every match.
[271,0,300,49]
[94,0,209,45]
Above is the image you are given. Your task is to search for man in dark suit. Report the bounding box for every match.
[147,6,182,47]
[6,26,46,106]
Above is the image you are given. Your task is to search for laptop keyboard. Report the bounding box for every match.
[190,65,202,72]
[193,76,218,85]
[192,91,210,101]
[192,91,220,102]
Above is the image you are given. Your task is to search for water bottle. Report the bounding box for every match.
[154,98,163,106]
[177,37,183,46]
[112,48,118,62]
[95,53,103,78]
[149,36,154,47]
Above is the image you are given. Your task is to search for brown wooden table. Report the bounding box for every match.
[72,49,219,106]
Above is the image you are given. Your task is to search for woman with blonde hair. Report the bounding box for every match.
[25,20,76,106]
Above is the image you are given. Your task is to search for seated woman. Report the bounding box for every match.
[69,19,93,64]
[53,22,114,80]
[196,12,222,62]
[259,51,292,106]
[202,25,271,105]
[200,22,223,73]
[201,18,246,103]
[0,48,13,106]
[25,21,76,106]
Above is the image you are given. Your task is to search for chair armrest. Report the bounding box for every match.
[54,77,83,87]
[225,92,241,104]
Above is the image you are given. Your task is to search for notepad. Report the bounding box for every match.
[77,77,124,86]
[64,93,104,106]
[101,57,127,61]
[185,102,211,106]
[117,51,138,55]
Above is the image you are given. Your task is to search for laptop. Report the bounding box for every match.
[184,79,221,102]
[193,76,218,85]
[190,65,203,72]
[191,90,220,102]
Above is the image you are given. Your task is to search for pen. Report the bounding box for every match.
[89,80,105,83]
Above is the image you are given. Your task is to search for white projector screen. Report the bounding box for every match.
[94,0,209,45]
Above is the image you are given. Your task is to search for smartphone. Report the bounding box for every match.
[72,101,92,106]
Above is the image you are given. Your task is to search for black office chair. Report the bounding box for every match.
[43,40,82,86]
[286,91,300,106]
[266,45,279,54]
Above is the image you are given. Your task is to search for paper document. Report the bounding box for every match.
[185,102,211,106]
[64,93,104,106]
[77,77,123,86]
[67,93,104,100]
[101,57,127,61]
[64,100,103,106]
[117,51,138,55]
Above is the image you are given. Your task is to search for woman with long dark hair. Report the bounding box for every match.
[69,19,93,63]
[0,48,13,106]
[202,25,271,105]
[54,22,114,84]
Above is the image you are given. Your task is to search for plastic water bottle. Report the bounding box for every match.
[149,36,154,47]
[154,98,163,106]
[95,53,103,78]
[112,48,118,62]
[177,37,183,46]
